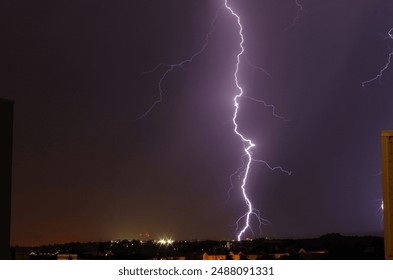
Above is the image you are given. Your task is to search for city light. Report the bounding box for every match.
[156,238,174,246]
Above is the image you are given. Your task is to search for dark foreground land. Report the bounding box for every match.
[11,234,384,260]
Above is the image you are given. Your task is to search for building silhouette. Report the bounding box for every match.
[0,98,13,260]
[381,130,393,260]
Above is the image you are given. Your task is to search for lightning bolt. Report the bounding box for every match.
[132,7,222,122]
[137,1,291,241]
[224,0,290,241]
[244,54,273,80]
[362,28,393,87]
[242,54,290,122]
[224,0,256,241]
[283,0,304,31]
[242,95,290,122]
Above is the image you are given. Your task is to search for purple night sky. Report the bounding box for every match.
[1,0,393,245]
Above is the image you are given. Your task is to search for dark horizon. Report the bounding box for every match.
[10,230,386,248]
[10,231,386,245]
[1,0,392,246]
[10,234,385,260]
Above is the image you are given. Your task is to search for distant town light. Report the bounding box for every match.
[157,238,174,246]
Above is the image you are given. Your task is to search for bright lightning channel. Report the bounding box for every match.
[224,0,255,242]
[137,1,291,241]
[224,0,290,241]
[362,28,393,87]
